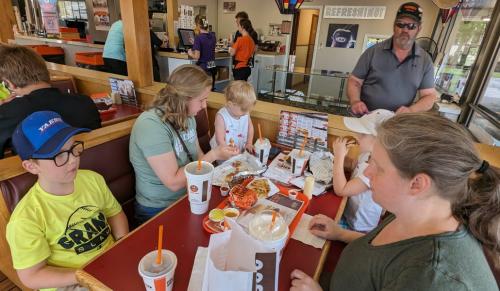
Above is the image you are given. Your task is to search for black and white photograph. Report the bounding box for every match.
[326,23,359,48]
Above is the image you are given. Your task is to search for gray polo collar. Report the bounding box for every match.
[383,37,422,58]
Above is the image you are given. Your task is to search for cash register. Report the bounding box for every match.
[177,28,195,52]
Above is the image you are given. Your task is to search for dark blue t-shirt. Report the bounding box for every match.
[192,32,216,70]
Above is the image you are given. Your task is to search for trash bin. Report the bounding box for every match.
[75,52,106,71]
[29,45,65,64]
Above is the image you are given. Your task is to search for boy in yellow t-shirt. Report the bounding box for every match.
[6,111,129,290]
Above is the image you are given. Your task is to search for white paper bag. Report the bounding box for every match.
[202,220,280,291]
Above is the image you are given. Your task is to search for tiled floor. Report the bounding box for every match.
[0,271,21,291]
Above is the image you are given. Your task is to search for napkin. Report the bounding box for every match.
[187,247,208,291]
[291,213,326,249]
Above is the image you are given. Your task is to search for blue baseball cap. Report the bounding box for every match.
[12,111,90,161]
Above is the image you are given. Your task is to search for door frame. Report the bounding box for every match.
[299,5,323,73]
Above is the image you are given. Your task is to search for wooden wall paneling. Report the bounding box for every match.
[0,0,16,43]
[120,0,153,87]
[166,0,179,48]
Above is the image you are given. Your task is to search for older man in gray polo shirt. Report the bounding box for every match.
[348,2,437,115]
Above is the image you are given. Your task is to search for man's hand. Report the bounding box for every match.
[290,269,322,291]
[350,100,369,115]
[395,106,411,114]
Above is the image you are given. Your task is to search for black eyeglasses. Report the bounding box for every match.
[37,141,85,167]
[395,22,419,30]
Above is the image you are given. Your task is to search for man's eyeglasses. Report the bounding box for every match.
[37,141,85,167]
[395,22,419,30]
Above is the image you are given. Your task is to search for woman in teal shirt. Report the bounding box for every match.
[290,113,499,291]
[129,65,237,224]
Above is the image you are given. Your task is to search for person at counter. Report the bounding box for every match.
[348,2,437,115]
[103,20,127,76]
[129,65,238,224]
[188,16,216,90]
[233,11,259,46]
[290,113,499,291]
[229,18,256,81]
[0,45,101,159]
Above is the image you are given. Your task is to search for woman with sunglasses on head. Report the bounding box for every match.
[290,112,499,291]
[347,2,437,116]
[129,65,238,225]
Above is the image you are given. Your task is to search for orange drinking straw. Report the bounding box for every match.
[269,211,277,230]
[299,134,307,157]
[258,123,263,143]
[197,159,202,171]
[156,225,163,265]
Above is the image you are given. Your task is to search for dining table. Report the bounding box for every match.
[100,104,142,127]
[76,185,346,291]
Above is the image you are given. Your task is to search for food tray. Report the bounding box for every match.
[212,152,265,186]
[203,181,309,236]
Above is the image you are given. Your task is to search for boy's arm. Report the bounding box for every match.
[214,113,227,147]
[17,261,77,290]
[108,211,129,240]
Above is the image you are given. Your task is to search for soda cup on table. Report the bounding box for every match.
[290,149,310,176]
[184,161,214,214]
[138,249,178,291]
[254,138,271,165]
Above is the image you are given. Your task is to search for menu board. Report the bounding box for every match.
[277,111,328,152]
[109,77,138,107]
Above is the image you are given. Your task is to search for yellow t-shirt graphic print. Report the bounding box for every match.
[58,206,112,255]
[6,170,122,273]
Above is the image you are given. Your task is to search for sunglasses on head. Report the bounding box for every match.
[395,22,419,30]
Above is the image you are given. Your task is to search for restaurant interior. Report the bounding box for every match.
[0,0,499,290]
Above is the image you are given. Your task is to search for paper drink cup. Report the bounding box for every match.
[255,138,271,165]
[249,210,289,262]
[290,151,308,176]
[184,161,214,215]
[138,249,177,291]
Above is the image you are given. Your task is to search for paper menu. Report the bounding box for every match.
[277,111,328,152]
[263,153,295,184]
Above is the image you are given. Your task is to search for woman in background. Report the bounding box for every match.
[188,16,216,90]
[229,18,256,81]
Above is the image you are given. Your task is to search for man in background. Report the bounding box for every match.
[348,2,437,115]
[0,45,100,158]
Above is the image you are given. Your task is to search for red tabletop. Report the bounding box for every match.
[100,104,142,126]
[80,187,343,290]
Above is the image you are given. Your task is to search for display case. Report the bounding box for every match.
[257,65,351,116]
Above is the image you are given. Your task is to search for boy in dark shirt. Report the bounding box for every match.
[0,45,101,158]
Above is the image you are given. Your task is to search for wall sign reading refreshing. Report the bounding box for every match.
[324,6,386,19]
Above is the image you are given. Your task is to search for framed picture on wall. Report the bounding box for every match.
[223,2,236,13]
[362,34,390,52]
[326,24,358,48]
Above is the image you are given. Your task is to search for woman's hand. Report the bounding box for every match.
[290,269,322,291]
[214,144,239,160]
[332,137,350,159]
[308,214,343,241]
